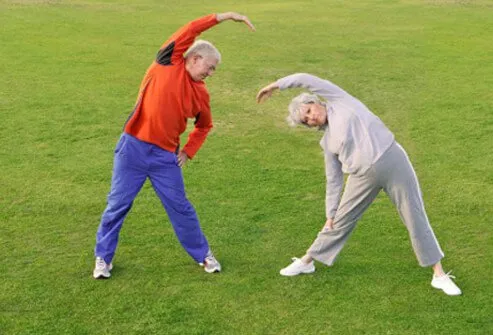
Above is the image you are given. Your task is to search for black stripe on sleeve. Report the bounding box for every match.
[194,112,201,125]
[156,41,175,65]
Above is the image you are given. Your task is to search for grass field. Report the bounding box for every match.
[1,0,493,334]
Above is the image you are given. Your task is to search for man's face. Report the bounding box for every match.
[299,103,327,127]
[187,55,218,82]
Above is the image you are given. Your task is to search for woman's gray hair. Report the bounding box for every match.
[287,92,325,127]
[184,40,221,63]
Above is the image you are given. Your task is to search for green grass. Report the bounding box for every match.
[1,0,493,334]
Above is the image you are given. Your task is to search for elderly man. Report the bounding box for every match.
[257,73,462,296]
[93,12,255,279]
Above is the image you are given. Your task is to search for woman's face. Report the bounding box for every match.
[299,103,327,127]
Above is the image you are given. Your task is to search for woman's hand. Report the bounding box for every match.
[256,82,279,103]
[321,218,334,232]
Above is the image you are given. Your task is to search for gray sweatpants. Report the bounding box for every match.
[307,141,444,267]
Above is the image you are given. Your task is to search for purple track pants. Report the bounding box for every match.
[94,133,210,264]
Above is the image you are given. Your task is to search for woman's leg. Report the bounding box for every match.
[280,170,380,276]
[382,143,444,267]
[306,171,381,266]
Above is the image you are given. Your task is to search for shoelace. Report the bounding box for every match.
[96,258,107,269]
[437,271,456,280]
[444,271,456,279]
[205,256,216,265]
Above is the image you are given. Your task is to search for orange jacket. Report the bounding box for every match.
[124,14,219,158]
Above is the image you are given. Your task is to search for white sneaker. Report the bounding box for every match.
[199,251,221,273]
[431,271,462,296]
[280,257,315,276]
[93,257,113,279]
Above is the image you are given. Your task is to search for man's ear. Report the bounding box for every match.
[192,54,202,64]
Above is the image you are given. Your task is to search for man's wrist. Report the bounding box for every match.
[181,150,191,159]
[216,12,231,22]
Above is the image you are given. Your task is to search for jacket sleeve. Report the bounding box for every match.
[324,152,344,219]
[276,73,350,101]
[156,14,219,65]
[182,92,213,158]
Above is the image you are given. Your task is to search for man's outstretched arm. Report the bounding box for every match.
[216,12,255,31]
[157,12,254,65]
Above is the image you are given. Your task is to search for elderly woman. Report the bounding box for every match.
[256,73,461,296]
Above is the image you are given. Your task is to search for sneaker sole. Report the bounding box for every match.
[431,283,461,296]
[204,266,221,273]
[93,271,111,279]
[92,262,113,279]
[280,268,316,276]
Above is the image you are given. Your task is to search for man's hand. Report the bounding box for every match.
[321,218,334,232]
[256,82,279,103]
[216,12,256,31]
[177,151,189,167]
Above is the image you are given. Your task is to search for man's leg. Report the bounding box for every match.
[94,134,147,264]
[148,148,210,264]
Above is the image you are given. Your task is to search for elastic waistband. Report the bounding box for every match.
[122,132,179,154]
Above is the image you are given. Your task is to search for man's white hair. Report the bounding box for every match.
[184,39,221,63]
[287,92,325,127]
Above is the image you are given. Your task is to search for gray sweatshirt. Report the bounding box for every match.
[276,73,395,219]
